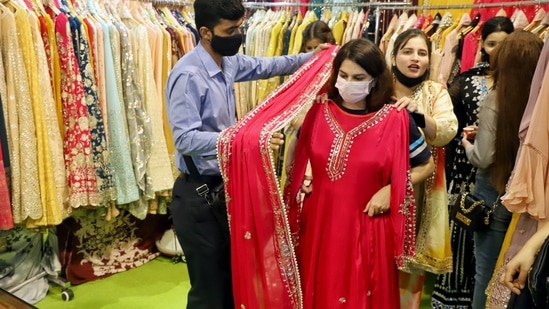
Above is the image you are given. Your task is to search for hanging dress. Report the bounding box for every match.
[69,15,116,205]
[1,6,41,222]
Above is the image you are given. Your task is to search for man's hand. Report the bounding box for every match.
[313,43,330,54]
[270,132,284,151]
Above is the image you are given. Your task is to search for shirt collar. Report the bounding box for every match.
[197,42,223,78]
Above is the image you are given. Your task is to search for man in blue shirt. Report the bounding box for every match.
[165,0,321,308]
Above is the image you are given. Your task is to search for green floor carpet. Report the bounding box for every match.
[36,256,435,308]
[36,256,190,309]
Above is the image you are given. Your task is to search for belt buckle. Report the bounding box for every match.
[196,184,212,205]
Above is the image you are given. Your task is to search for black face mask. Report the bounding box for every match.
[210,32,243,56]
[392,65,428,88]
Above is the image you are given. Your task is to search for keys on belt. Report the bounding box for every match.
[178,172,218,205]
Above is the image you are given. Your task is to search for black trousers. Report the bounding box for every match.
[171,174,233,309]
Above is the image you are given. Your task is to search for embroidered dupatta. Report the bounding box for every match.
[217,46,337,309]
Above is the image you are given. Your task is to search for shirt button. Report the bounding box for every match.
[338,297,346,303]
[367,290,372,296]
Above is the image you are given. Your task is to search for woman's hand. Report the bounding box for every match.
[393,96,418,112]
[270,132,284,151]
[500,246,537,295]
[364,185,391,216]
[430,49,444,71]
[462,125,478,140]
[296,175,313,204]
[301,175,313,194]
[501,220,549,295]
[429,49,444,82]
[296,162,313,203]
[316,93,329,103]
[461,132,474,149]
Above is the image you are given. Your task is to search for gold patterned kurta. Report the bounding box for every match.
[54,11,101,208]
[27,10,67,226]
[1,6,42,223]
[41,13,64,137]
[407,80,458,274]
[129,23,174,192]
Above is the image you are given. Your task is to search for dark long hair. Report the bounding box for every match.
[391,29,432,82]
[392,28,432,59]
[300,21,335,52]
[327,39,394,112]
[491,31,543,193]
[480,17,514,62]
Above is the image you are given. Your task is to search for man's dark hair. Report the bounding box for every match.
[194,0,246,31]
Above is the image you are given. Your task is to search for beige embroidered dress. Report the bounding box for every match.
[408,80,457,274]
[1,5,42,223]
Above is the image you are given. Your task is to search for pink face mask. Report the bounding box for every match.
[335,76,375,104]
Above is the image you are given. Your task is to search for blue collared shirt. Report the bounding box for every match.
[165,43,312,176]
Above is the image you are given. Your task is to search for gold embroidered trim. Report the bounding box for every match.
[218,48,338,309]
[323,104,391,181]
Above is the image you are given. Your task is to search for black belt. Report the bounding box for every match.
[178,172,222,187]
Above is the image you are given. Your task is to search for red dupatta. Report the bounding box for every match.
[217,46,338,309]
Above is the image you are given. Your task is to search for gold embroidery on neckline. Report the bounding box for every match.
[324,104,391,181]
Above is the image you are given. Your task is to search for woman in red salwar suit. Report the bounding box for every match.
[287,39,417,309]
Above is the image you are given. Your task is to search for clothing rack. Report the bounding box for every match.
[135,0,549,9]
[128,0,549,45]
[245,0,549,45]
[385,0,549,10]
[243,1,413,44]
[245,0,549,10]
[243,1,412,8]
[131,0,193,6]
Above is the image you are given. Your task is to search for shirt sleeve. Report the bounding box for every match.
[233,52,313,82]
[466,90,497,169]
[408,112,432,167]
[426,85,458,147]
[165,71,219,157]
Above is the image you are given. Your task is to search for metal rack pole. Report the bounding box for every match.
[243,1,413,8]
[131,0,194,6]
[377,0,549,10]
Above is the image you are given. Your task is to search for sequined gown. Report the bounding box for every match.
[69,15,116,205]
[294,102,415,309]
[113,20,154,218]
[128,23,174,193]
[432,62,490,309]
[0,6,41,223]
[51,10,100,208]
[26,10,67,226]
[99,19,140,205]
